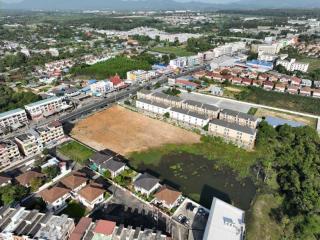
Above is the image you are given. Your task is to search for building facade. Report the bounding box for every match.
[0,108,28,130]
[0,140,21,167]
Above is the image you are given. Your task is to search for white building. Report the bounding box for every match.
[258,51,278,62]
[48,48,59,57]
[24,96,70,120]
[0,108,28,130]
[187,55,201,67]
[169,57,188,68]
[90,80,114,96]
[256,43,281,55]
[170,107,210,127]
[136,99,170,115]
[213,42,246,57]
[210,56,239,70]
[203,197,245,240]
[276,59,309,73]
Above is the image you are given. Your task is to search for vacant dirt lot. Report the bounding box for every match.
[71,105,200,156]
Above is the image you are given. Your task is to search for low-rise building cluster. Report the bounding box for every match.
[0,121,65,167]
[136,90,258,149]
[201,66,320,98]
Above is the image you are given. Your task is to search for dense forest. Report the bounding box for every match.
[0,86,41,113]
[256,122,320,239]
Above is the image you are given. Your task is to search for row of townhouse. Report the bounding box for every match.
[203,68,320,98]
[0,121,65,167]
[136,91,258,149]
[0,206,75,240]
[126,70,157,83]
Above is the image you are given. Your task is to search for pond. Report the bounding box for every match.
[130,152,256,210]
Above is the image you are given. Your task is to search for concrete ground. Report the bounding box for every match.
[172,199,209,240]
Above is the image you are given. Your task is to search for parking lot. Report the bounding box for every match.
[172,199,209,240]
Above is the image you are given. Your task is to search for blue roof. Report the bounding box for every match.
[247,60,273,67]
[88,79,97,84]
[265,116,306,128]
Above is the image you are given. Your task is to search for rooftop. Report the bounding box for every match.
[40,186,70,203]
[221,109,257,122]
[69,217,92,240]
[16,171,45,187]
[93,220,116,236]
[137,98,169,109]
[134,173,160,192]
[101,159,126,173]
[171,107,209,120]
[154,185,182,206]
[78,183,106,203]
[24,96,62,109]
[210,119,257,135]
[60,172,87,190]
[0,108,25,120]
[203,197,245,240]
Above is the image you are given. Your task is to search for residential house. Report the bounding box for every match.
[60,172,87,192]
[252,80,263,87]
[92,220,116,239]
[175,79,199,90]
[258,73,268,81]
[241,78,252,86]
[279,75,290,83]
[301,79,312,87]
[0,140,21,167]
[0,175,11,187]
[99,158,126,178]
[153,185,182,210]
[90,81,114,97]
[312,89,320,98]
[300,87,312,96]
[15,170,45,187]
[263,81,274,91]
[287,85,299,94]
[274,83,286,93]
[133,173,160,196]
[208,119,257,149]
[69,217,93,240]
[219,109,258,129]
[290,76,302,86]
[170,107,210,127]
[77,183,106,209]
[40,186,71,212]
[230,76,242,85]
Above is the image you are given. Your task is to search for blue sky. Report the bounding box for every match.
[2,0,237,2]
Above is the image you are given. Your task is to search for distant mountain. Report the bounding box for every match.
[1,0,320,11]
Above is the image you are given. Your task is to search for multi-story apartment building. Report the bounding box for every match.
[0,108,28,129]
[136,99,170,115]
[35,121,64,147]
[181,100,220,119]
[126,70,156,82]
[14,131,43,156]
[149,92,184,108]
[276,59,309,73]
[169,57,188,68]
[24,96,69,120]
[137,89,152,100]
[219,109,258,129]
[209,119,257,149]
[170,107,210,127]
[0,140,21,167]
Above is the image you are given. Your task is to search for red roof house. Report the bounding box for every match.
[110,74,126,89]
[93,220,116,236]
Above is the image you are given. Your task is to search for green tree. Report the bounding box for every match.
[103,170,111,179]
[42,166,60,181]
[0,184,29,205]
[30,177,43,192]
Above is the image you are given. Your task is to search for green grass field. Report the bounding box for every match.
[246,194,285,240]
[297,56,320,72]
[70,56,151,79]
[151,46,195,57]
[58,140,94,164]
[129,136,262,179]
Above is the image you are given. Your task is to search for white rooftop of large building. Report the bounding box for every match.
[203,197,245,240]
